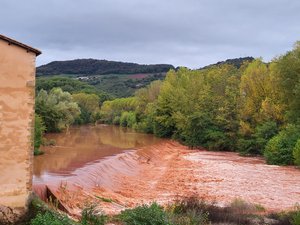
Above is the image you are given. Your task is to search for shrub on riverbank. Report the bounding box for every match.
[35,88,80,132]
[30,211,72,225]
[80,205,107,225]
[292,210,300,225]
[264,125,300,165]
[118,203,171,225]
[120,111,137,127]
[34,114,46,156]
[72,93,100,125]
[25,198,106,225]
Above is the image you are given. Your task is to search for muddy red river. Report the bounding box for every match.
[33,125,300,216]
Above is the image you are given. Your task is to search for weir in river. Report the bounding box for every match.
[33,124,300,216]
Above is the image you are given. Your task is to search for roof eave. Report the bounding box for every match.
[0,34,42,56]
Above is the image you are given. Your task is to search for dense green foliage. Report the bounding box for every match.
[36,76,96,94]
[29,206,106,225]
[264,125,300,165]
[100,97,138,124]
[201,56,254,69]
[30,211,73,225]
[154,65,241,150]
[86,73,166,98]
[275,42,300,124]
[36,59,174,76]
[72,93,100,124]
[34,114,46,155]
[292,210,300,225]
[36,77,113,103]
[99,43,300,165]
[37,73,166,98]
[99,65,242,150]
[35,88,81,132]
[120,111,137,127]
[118,203,171,225]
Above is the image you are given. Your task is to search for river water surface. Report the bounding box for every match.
[33,125,162,184]
[33,124,300,215]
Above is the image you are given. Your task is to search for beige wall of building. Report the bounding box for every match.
[0,36,40,213]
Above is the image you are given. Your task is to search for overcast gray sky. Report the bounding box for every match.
[1,0,299,68]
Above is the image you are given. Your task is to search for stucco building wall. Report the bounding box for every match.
[0,39,36,210]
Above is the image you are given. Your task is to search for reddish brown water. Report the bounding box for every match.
[33,124,163,184]
[33,125,300,216]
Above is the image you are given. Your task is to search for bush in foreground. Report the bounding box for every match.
[30,211,72,225]
[27,197,300,225]
[81,205,107,225]
[118,203,171,225]
[292,210,300,225]
[167,197,262,225]
[167,198,209,225]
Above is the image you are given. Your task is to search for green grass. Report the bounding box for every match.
[87,73,165,98]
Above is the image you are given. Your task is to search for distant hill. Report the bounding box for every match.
[36,57,255,98]
[200,57,255,70]
[36,59,175,76]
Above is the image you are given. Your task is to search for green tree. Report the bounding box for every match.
[135,80,162,109]
[100,97,138,124]
[134,80,162,132]
[36,76,96,94]
[155,66,241,150]
[239,59,270,126]
[73,93,100,124]
[238,59,282,154]
[264,125,300,165]
[35,88,81,132]
[120,111,137,128]
[275,42,300,124]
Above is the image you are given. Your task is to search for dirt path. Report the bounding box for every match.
[33,141,300,216]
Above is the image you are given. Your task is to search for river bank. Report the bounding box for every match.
[33,126,300,216]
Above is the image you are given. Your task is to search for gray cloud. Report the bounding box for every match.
[1,0,299,67]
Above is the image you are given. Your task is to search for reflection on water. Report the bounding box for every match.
[33,124,162,182]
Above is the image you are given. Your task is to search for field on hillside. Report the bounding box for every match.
[84,73,165,97]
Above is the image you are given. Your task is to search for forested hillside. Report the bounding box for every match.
[36,57,253,98]
[200,57,254,69]
[36,59,174,76]
[36,73,166,98]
